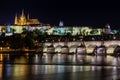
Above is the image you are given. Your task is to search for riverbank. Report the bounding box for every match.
[0,49,40,53]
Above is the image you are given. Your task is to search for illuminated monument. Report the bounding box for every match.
[14,10,40,25]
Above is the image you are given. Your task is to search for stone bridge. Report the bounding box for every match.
[43,40,120,54]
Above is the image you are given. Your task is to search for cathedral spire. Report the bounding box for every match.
[21,9,25,17]
[27,13,29,20]
[19,9,27,25]
[14,10,40,25]
[14,13,18,25]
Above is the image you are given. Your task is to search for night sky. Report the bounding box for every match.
[0,0,120,28]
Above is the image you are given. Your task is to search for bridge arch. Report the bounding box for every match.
[69,45,78,53]
[86,45,97,54]
[114,46,120,56]
[54,45,62,53]
[94,45,106,55]
[106,45,118,55]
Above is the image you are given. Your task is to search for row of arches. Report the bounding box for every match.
[42,44,120,56]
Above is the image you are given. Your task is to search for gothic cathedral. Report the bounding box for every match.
[14,10,40,25]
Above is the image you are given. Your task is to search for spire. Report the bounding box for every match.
[20,9,27,25]
[21,9,25,17]
[14,13,18,24]
[27,13,29,20]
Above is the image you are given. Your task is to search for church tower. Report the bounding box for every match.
[27,13,29,20]
[14,13,18,25]
[19,9,27,25]
[14,9,40,25]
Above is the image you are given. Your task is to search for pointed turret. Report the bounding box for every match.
[20,9,27,25]
[21,9,25,17]
[14,13,18,25]
[27,13,29,20]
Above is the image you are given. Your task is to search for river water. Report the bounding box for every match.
[0,53,120,80]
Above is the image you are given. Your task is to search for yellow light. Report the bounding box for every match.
[43,53,47,56]
[58,53,61,56]
[0,64,2,78]
[0,47,2,50]
[0,54,3,61]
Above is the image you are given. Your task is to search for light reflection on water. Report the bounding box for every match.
[0,64,2,79]
[0,53,120,80]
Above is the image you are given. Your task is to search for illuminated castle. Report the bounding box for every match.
[14,10,40,25]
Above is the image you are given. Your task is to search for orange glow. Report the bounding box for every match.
[0,54,3,62]
[0,64,2,79]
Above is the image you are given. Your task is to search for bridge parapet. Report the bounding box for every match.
[43,40,120,48]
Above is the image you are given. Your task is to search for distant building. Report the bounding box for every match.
[104,24,113,34]
[59,21,64,26]
[14,10,40,25]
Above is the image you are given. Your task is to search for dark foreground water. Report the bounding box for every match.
[0,53,120,80]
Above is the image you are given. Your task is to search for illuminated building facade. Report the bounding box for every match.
[104,24,113,34]
[14,10,40,25]
[0,25,116,36]
[46,26,102,36]
[0,10,116,36]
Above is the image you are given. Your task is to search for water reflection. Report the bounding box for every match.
[0,64,2,79]
[0,54,3,62]
[91,56,106,65]
[112,66,118,80]
[0,53,120,80]
[1,53,120,66]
